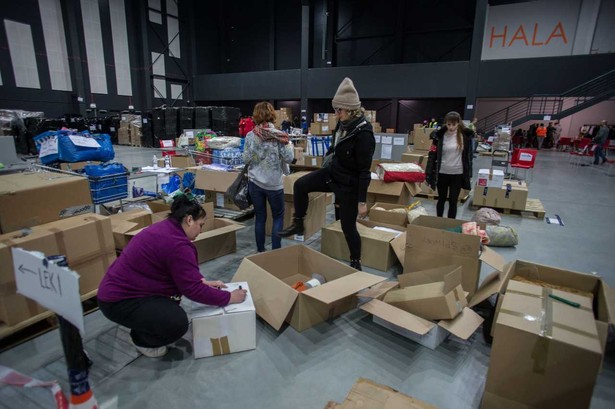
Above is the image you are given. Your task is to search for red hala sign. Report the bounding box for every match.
[488,22,568,48]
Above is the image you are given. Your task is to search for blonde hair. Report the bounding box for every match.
[252,101,276,125]
[347,107,365,119]
[444,111,465,151]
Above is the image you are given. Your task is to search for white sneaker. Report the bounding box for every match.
[130,339,168,358]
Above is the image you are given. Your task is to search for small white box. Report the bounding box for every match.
[190,282,256,359]
[477,169,504,188]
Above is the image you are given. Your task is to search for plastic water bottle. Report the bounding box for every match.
[164,155,171,169]
[152,154,158,168]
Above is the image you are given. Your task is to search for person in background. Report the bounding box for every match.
[428,118,439,128]
[526,123,537,148]
[536,123,547,149]
[243,101,295,252]
[98,195,247,358]
[278,77,375,271]
[467,117,479,156]
[554,122,562,146]
[593,120,609,165]
[545,122,556,149]
[425,111,474,219]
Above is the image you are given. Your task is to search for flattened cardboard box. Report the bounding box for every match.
[482,280,602,409]
[325,378,440,409]
[384,266,467,320]
[232,245,385,332]
[0,172,92,233]
[190,282,255,359]
[472,180,528,211]
[403,215,506,297]
[0,214,115,326]
[369,202,408,227]
[470,259,615,359]
[321,219,405,271]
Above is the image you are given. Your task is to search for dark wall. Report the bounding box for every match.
[478,53,615,97]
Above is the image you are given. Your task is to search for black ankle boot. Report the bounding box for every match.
[278,217,304,237]
[350,259,362,271]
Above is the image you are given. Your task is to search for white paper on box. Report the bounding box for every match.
[216,192,225,208]
[381,144,393,159]
[381,136,393,144]
[393,137,405,146]
[374,135,381,143]
[12,248,84,334]
[186,131,194,138]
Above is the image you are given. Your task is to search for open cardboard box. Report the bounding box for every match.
[367,179,421,206]
[232,245,386,332]
[109,209,153,250]
[383,266,467,320]
[400,215,506,297]
[368,202,409,227]
[360,272,483,350]
[321,220,405,271]
[190,282,256,359]
[471,259,615,357]
[481,280,602,409]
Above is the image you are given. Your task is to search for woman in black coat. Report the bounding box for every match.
[278,77,375,271]
[425,111,474,219]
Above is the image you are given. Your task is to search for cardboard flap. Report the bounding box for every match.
[404,182,422,197]
[303,272,386,304]
[398,265,460,288]
[442,268,463,294]
[391,232,406,265]
[480,246,506,272]
[468,270,503,307]
[360,299,435,335]
[198,222,244,239]
[437,307,484,340]
[231,259,298,331]
[111,219,139,234]
[357,281,399,299]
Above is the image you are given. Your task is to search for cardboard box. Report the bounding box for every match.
[401,153,428,169]
[482,280,602,409]
[320,219,404,271]
[109,209,153,250]
[266,193,326,241]
[368,202,408,227]
[169,155,195,168]
[118,127,130,145]
[0,214,115,325]
[310,122,332,135]
[413,128,436,151]
[302,155,324,168]
[0,172,93,234]
[367,180,421,206]
[293,147,304,163]
[195,168,240,193]
[472,180,528,211]
[403,216,506,297]
[477,169,505,188]
[232,245,386,332]
[383,266,467,320]
[325,378,439,409]
[372,123,382,133]
[190,282,255,359]
[470,259,615,357]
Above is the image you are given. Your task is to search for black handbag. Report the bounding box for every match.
[225,165,252,210]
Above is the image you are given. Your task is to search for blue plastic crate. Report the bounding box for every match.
[84,163,129,204]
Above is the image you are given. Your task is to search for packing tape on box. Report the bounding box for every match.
[505,288,592,313]
[210,336,230,356]
[500,287,599,374]
[48,228,68,259]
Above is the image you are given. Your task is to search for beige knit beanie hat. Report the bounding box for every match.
[332,77,361,110]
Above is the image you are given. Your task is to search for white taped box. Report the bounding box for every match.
[190,281,256,359]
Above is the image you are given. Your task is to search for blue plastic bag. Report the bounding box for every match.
[33,130,115,164]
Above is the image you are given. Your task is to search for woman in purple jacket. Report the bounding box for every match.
[98,195,247,358]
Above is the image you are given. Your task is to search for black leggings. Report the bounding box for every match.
[99,296,189,348]
[293,168,361,260]
[436,173,463,219]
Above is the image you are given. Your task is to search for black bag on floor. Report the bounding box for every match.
[225,165,252,210]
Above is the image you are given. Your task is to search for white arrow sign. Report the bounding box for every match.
[12,248,84,334]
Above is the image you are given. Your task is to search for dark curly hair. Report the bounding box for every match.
[168,194,206,223]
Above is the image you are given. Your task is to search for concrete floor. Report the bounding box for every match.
[1,145,614,408]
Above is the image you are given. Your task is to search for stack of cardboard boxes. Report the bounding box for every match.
[364,110,381,133]
[118,113,142,146]
[473,171,528,211]
[275,107,293,129]
[310,113,337,135]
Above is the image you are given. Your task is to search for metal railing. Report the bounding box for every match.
[477,68,615,135]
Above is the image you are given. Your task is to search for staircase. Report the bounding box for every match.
[477,69,615,136]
